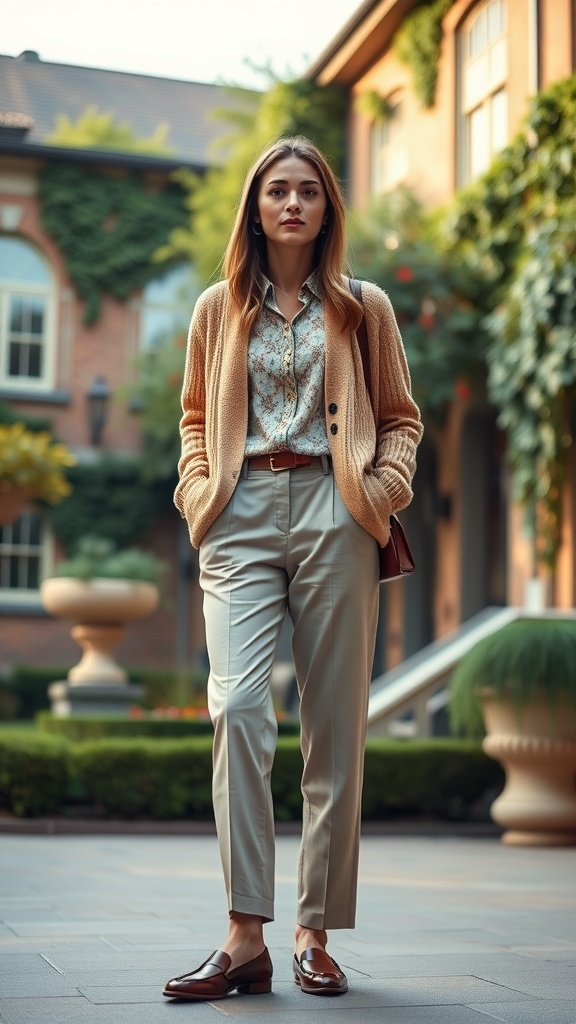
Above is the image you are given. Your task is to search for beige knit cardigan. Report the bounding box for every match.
[174,278,423,549]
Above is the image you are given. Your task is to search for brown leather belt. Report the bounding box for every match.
[247,451,322,472]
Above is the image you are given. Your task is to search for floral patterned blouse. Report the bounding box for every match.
[245,272,329,456]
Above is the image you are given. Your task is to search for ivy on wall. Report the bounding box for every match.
[394,0,454,108]
[48,456,167,554]
[446,74,576,567]
[348,188,488,420]
[38,164,188,324]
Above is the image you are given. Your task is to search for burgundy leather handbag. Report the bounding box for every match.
[349,278,416,582]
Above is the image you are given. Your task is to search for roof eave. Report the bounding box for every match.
[0,139,205,172]
[306,0,420,86]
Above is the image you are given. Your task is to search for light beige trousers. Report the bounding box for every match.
[198,457,379,930]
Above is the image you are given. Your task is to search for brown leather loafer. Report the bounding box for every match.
[293,947,348,995]
[163,948,272,1001]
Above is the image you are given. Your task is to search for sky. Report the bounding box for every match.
[2,0,363,88]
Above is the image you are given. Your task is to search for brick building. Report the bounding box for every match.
[0,51,232,677]
[308,0,576,668]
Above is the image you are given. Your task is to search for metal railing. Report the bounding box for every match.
[367,606,576,738]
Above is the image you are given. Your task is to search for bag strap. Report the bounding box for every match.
[349,277,373,412]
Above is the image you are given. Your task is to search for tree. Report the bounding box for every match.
[348,188,488,420]
[46,105,174,156]
[156,76,348,283]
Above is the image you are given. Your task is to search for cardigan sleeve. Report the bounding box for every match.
[173,294,210,519]
[364,284,423,513]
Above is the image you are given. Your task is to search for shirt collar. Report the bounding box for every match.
[261,270,321,304]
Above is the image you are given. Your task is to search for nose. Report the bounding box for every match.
[285,191,301,211]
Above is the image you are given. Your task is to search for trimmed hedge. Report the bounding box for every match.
[0,732,70,816]
[1,665,211,720]
[362,739,503,820]
[71,738,215,819]
[0,733,503,821]
[36,714,301,741]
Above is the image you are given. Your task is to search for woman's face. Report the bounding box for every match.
[254,155,328,249]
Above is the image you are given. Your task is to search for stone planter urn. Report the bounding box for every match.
[480,690,576,847]
[40,576,159,716]
[449,617,576,848]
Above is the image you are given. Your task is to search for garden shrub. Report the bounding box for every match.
[0,733,70,816]
[70,738,214,819]
[36,714,300,741]
[0,733,502,822]
[10,666,70,719]
[362,739,504,820]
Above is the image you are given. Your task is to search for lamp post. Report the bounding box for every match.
[86,376,110,446]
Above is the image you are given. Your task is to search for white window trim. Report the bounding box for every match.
[369,94,408,196]
[457,0,508,187]
[0,241,57,393]
[0,511,55,608]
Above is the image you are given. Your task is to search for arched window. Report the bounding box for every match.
[0,236,55,391]
[459,0,507,184]
[370,93,408,196]
[140,264,200,350]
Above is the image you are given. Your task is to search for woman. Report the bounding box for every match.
[163,136,422,1001]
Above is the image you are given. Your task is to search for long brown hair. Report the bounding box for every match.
[223,136,362,337]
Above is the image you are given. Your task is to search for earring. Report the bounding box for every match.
[321,224,327,236]
[252,223,263,236]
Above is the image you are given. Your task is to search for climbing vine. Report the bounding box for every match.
[446,74,576,567]
[394,0,454,108]
[348,188,488,420]
[38,164,188,324]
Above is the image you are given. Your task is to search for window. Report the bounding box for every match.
[460,0,507,184]
[370,95,408,195]
[0,237,55,392]
[140,264,201,350]
[0,509,50,605]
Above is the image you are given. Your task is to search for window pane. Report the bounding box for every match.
[469,11,487,57]
[488,0,504,40]
[30,302,44,335]
[490,37,507,86]
[141,265,200,350]
[470,104,489,179]
[28,344,42,378]
[0,238,49,284]
[9,297,23,333]
[465,53,489,110]
[6,294,46,380]
[0,511,43,592]
[370,99,407,194]
[491,89,508,153]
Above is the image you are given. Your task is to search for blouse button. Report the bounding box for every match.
[330,423,338,435]
[328,402,337,415]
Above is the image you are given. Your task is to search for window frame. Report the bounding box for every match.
[0,509,54,609]
[138,264,200,352]
[0,236,57,394]
[369,93,408,196]
[457,0,508,186]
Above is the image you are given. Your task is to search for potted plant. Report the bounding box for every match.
[0,422,76,525]
[40,536,167,715]
[449,616,576,846]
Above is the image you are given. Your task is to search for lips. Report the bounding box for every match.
[282,219,303,226]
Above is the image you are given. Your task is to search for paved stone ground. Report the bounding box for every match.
[1,831,575,1023]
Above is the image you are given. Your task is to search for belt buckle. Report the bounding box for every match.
[270,454,290,472]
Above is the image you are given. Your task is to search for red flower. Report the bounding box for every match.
[455,378,471,400]
[418,313,435,330]
[396,266,414,283]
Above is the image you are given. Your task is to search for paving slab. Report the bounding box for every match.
[0,832,575,1023]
